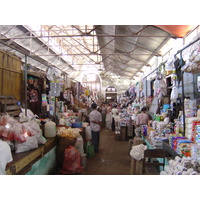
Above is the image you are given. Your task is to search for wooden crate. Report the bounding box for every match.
[0,95,21,117]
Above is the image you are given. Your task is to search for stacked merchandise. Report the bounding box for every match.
[185,117,200,142]
[184,98,197,118]
[160,156,200,175]
[49,81,62,97]
[175,139,193,157]
[191,144,200,162]
[169,134,187,150]
[151,138,164,149]
[168,133,200,159]
[58,112,82,128]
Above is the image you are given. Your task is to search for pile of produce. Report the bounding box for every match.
[57,127,81,140]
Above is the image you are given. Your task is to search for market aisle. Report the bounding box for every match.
[80,129,131,175]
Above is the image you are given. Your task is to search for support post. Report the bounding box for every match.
[180,52,186,136]
[24,55,27,117]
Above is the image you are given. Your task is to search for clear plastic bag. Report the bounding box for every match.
[15,136,38,153]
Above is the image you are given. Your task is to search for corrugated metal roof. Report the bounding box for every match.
[0,25,195,90]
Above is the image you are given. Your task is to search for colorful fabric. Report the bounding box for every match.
[29,89,38,103]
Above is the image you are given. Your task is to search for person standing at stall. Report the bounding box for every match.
[0,139,13,175]
[89,103,102,153]
[29,84,39,116]
[135,107,149,137]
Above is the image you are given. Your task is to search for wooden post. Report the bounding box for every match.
[130,137,144,175]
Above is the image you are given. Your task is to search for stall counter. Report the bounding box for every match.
[6,137,57,175]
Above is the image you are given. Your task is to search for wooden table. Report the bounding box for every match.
[6,137,57,175]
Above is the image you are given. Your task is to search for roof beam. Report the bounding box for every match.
[0,34,174,40]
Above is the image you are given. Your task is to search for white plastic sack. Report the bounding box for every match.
[165,55,175,71]
[85,126,92,140]
[15,136,38,153]
[22,120,46,145]
[130,144,147,161]
[20,108,37,120]
[74,135,84,155]
[47,67,54,81]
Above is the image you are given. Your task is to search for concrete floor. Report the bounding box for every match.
[80,128,131,175]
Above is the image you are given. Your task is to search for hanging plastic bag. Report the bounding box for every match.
[170,86,178,102]
[46,67,55,81]
[61,145,83,174]
[165,55,175,74]
[85,141,95,158]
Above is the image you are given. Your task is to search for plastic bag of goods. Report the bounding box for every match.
[170,86,178,101]
[130,144,147,161]
[23,120,46,145]
[20,108,37,120]
[15,136,38,153]
[0,114,15,141]
[85,125,92,140]
[85,141,95,158]
[74,135,84,155]
[61,145,83,174]
[56,132,77,168]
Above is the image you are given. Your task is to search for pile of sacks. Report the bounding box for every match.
[0,114,46,153]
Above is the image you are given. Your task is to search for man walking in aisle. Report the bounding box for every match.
[89,103,102,153]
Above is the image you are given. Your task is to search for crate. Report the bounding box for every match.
[0,95,21,117]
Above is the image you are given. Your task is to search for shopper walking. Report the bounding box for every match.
[89,103,102,153]
[105,109,112,130]
[111,104,118,131]
[101,103,107,128]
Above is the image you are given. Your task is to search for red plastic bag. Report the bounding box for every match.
[61,145,83,174]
